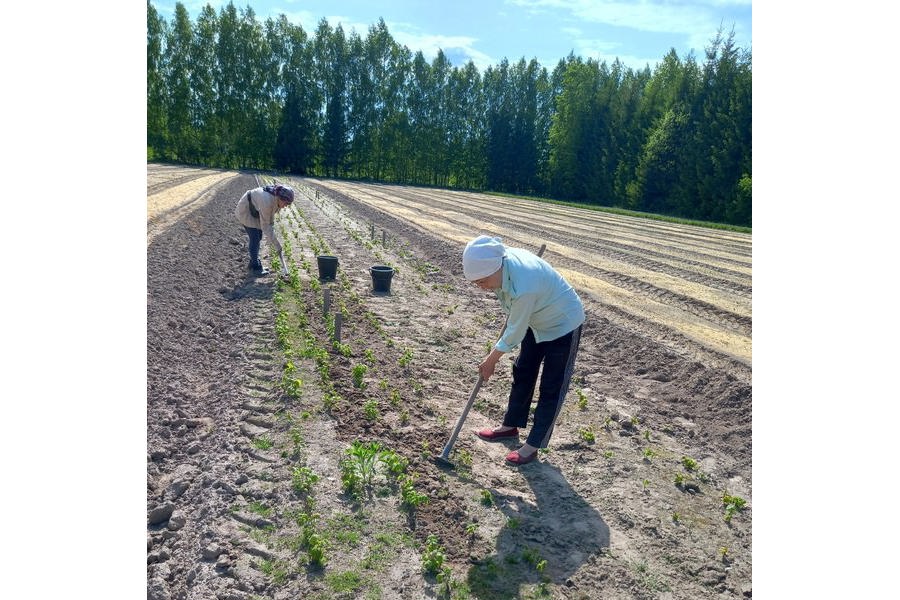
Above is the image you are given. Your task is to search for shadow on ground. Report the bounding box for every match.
[467,461,609,599]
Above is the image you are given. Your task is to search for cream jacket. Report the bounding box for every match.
[235,187,283,255]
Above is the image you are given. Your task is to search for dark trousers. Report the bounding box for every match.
[244,226,263,269]
[503,325,583,448]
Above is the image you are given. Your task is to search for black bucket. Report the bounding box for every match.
[370,265,394,293]
[316,255,338,281]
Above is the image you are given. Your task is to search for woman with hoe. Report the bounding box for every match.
[463,235,585,465]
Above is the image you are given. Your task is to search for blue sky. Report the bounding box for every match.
[153,0,751,72]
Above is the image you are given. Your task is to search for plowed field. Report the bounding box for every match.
[147,164,752,600]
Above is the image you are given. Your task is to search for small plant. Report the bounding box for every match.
[465,522,478,537]
[480,489,494,506]
[643,447,656,460]
[292,466,320,495]
[456,449,473,468]
[642,479,650,490]
[400,475,429,509]
[306,532,327,567]
[719,547,729,561]
[672,512,680,523]
[399,348,414,369]
[576,389,588,410]
[364,348,376,364]
[630,416,640,427]
[579,427,596,443]
[389,389,401,406]
[378,378,389,391]
[399,410,409,425]
[253,436,274,451]
[603,450,614,459]
[247,501,272,517]
[644,429,651,442]
[351,364,368,389]
[722,494,747,522]
[674,472,685,486]
[603,416,613,429]
[422,535,446,574]
[681,456,699,471]
[363,399,379,421]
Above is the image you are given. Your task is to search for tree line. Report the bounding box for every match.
[147,1,751,226]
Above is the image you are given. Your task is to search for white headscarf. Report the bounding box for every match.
[462,235,506,280]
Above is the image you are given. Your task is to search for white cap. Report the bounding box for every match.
[462,235,506,280]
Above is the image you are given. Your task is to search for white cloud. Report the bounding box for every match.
[385,24,496,71]
[507,0,737,36]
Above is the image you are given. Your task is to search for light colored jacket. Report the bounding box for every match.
[235,187,283,255]
[494,248,585,353]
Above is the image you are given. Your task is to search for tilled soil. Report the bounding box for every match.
[147,164,751,600]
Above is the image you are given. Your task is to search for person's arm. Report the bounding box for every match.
[494,293,538,353]
[259,201,289,275]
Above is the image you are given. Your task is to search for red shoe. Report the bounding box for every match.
[505,449,537,465]
[474,427,519,441]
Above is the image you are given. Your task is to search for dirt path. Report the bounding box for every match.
[147,164,751,600]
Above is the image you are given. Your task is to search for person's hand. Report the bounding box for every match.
[478,355,498,382]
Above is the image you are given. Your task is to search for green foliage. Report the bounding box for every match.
[722,494,747,522]
[681,456,699,471]
[576,389,588,410]
[148,6,750,224]
[253,436,274,450]
[479,489,494,506]
[292,466,320,495]
[399,348,414,369]
[352,364,368,389]
[363,399,379,421]
[422,535,446,574]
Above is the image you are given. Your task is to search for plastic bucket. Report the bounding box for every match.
[316,255,338,281]
[370,265,394,293]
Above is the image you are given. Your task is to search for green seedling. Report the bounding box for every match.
[378,378,389,391]
[579,427,596,443]
[253,436,274,451]
[292,466,320,495]
[722,494,747,522]
[674,472,685,485]
[681,456,699,471]
[389,389,401,406]
[422,535,445,574]
[351,364,368,389]
[399,410,409,425]
[363,399,379,421]
[644,429,651,442]
[576,389,588,410]
[399,348,414,368]
[603,450,614,459]
[672,512,680,523]
[465,522,478,537]
[364,349,376,364]
[400,475,429,509]
[643,447,656,459]
[480,489,494,506]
